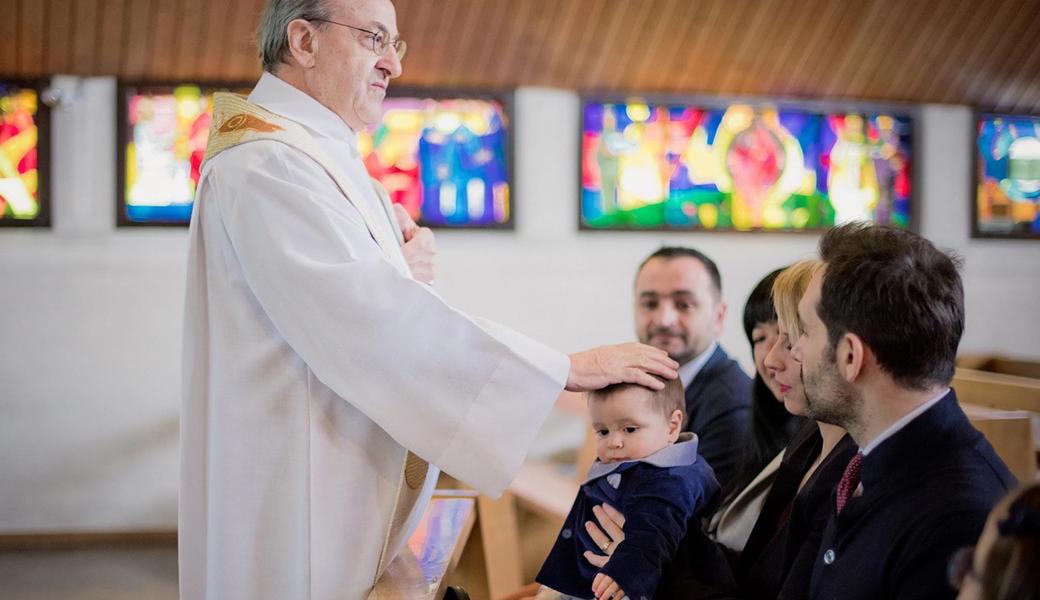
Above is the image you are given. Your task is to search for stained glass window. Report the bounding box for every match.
[975,113,1040,239]
[358,94,512,228]
[119,83,247,225]
[0,82,47,226]
[581,100,913,231]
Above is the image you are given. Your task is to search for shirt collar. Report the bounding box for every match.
[860,387,950,455]
[247,71,359,149]
[678,341,719,388]
[583,432,700,483]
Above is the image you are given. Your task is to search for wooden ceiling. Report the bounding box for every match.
[3,0,1040,112]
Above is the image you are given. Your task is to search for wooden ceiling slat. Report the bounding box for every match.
[169,0,208,81]
[432,0,474,86]
[16,0,45,78]
[717,0,783,95]
[441,0,486,86]
[194,0,234,81]
[459,0,512,87]
[597,0,657,91]
[981,2,1040,111]
[755,0,825,96]
[919,0,995,103]
[993,13,1040,112]
[412,0,460,87]
[684,0,753,94]
[513,0,567,86]
[222,0,262,83]
[879,0,963,103]
[72,0,102,75]
[738,0,802,96]
[6,0,1040,110]
[44,0,74,75]
[394,0,435,86]
[843,0,921,101]
[583,1,632,89]
[121,0,155,79]
[0,1,18,77]
[1008,31,1040,113]
[559,0,609,89]
[147,0,182,80]
[819,0,889,99]
[93,0,127,76]
[705,0,767,94]
[964,0,1040,107]
[778,0,858,98]
[490,0,540,87]
[941,0,1021,105]
[659,0,719,93]
[627,0,684,92]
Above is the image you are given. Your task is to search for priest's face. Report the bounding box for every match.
[313,0,403,131]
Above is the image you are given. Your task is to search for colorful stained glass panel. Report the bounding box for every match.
[976,113,1040,238]
[0,84,44,225]
[358,96,512,228]
[581,100,913,231]
[121,85,214,224]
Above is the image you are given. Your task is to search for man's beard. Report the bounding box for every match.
[802,348,861,433]
[641,327,696,365]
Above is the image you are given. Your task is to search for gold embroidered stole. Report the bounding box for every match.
[202,92,429,580]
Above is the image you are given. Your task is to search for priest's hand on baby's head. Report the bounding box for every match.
[566,343,678,392]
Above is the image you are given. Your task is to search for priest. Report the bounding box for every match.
[178,0,679,599]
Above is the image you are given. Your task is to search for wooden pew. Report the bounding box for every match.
[957,354,1040,380]
[962,403,1038,482]
[369,491,477,600]
[953,367,1040,414]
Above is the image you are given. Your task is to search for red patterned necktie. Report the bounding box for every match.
[836,452,864,514]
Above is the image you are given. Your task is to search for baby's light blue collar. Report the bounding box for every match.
[583,432,699,483]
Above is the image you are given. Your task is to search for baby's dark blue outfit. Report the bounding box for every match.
[536,433,719,600]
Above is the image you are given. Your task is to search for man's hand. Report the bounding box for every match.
[566,343,678,392]
[394,204,436,285]
[592,573,625,600]
[583,503,627,568]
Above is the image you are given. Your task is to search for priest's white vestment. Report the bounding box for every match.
[179,73,570,600]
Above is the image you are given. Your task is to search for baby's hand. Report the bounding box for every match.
[592,572,625,600]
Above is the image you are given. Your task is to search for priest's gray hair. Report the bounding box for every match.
[257,0,334,72]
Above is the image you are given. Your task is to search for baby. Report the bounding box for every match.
[535,376,720,600]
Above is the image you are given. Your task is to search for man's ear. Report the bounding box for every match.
[838,332,867,383]
[285,19,318,68]
[713,301,727,336]
[667,409,683,441]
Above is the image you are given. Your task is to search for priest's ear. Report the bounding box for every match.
[285,19,319,68]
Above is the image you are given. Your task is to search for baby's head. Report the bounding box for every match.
[587,376,685,464]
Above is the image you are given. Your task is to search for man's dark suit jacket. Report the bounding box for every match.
[683,345,752,494]
[810,389,1016,600]
[738,422,858,599]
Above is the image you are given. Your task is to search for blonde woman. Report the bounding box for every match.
[730,260,857,599]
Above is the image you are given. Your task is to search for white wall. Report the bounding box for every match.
[1,80,1037,533]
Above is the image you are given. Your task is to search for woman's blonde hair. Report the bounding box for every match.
[772,259,822,338]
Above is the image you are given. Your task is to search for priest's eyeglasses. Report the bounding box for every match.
[310,18,407,60]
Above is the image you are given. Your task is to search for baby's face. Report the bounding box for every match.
[589,389,681,464]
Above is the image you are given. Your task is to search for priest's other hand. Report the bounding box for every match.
[565,343,678,392]
[394,204,436,285]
